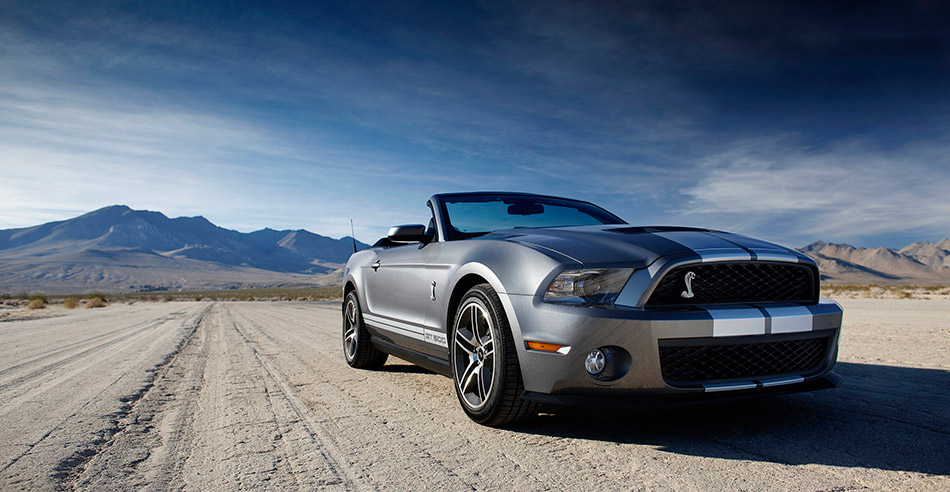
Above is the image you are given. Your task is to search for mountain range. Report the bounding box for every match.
[0,205,947,293]
[0,205,368,294]
[797,240,950,285]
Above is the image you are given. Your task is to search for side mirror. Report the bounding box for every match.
[387,224,431,244]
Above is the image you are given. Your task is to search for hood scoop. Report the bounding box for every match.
[608,226,714,236]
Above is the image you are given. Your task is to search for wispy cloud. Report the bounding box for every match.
[679,136,950,246]
[0,81,469,238]
[0,1,946,247]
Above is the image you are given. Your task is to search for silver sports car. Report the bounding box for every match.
[342,192,842,426]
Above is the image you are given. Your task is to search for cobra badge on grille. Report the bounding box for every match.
[681,271,696,298]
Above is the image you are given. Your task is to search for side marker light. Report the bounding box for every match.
[526,341,563,352]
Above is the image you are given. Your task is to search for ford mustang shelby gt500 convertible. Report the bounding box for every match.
[342,192,842,426]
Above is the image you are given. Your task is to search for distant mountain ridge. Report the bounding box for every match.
[0,205,368,293]
[798,239,950,285]
[2,206,946,292]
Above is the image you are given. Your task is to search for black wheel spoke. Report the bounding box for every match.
[476,364,488,402]
[455,328,477,354]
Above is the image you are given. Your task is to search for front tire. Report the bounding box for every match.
[450,284,536,426]
[343,291,388,368]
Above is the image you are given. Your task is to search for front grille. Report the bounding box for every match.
[658,333,831,385]
[646,262,817,307]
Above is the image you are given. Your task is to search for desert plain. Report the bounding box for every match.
[0,297,946,491]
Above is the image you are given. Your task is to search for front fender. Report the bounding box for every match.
[343,249,377,311]
[445,244,577,379]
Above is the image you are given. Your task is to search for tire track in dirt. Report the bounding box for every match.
[0,309,194,398]
[75,303,365,491]
[180,304,354,490]
[54,305,208,490]
[226,304,475,490]
[225,307,371,492]
[228,303,558,491]
[0,308,193,384]
[0,303,207,492]
[0,308,204,424]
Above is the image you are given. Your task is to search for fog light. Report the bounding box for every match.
[585,349,606,375]
[584,346,632,382]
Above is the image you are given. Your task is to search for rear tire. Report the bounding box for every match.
[343,291,388,368]
[450,283,536,426]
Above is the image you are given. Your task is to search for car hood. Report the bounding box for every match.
[484,225,809,269]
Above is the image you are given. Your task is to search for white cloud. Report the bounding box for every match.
[0,79,488,241]
[679,136,950,244]
[1,3,945,250]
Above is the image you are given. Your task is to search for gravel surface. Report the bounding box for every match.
[0,299,947,491]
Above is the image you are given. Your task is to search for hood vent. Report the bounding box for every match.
[610,226,713,235]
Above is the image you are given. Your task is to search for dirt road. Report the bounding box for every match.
[0,299,947,491]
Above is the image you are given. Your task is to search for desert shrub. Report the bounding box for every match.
[87,292,108,302]
[0,293,10,300]
[29,293,48,304]
[85,297,107,309]
[27,299,47,310]
[63,297,79,309]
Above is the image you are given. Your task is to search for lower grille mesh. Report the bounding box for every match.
[659,335,830,385]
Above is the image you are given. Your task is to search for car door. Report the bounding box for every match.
[362,242,437,354]
[365,243,429,325]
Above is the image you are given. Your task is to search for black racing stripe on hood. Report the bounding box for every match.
[640,232,704,264]
[701,231,758,260]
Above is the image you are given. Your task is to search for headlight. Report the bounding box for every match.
[543,268,634,306]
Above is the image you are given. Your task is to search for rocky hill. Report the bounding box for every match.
[798,240,950,285]
[0,206,368,293]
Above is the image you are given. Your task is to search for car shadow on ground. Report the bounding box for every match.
[514,362,950,476]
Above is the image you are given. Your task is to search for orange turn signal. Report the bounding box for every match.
[526,341,563,352]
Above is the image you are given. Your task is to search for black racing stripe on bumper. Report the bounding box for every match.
[806,302,841,316]
[638,307,714,321]
[751,304,773,334]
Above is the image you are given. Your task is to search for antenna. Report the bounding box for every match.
[350,219,358,253]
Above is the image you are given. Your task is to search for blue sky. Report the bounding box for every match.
[0,0,947,248]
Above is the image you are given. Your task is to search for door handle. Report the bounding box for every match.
[371,260,381,271]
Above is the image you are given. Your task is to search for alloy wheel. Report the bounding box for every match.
[343,297,358,361]
[453,299,496,410]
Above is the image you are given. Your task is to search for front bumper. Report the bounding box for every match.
[522,372,842,407]
[502,294,843,398]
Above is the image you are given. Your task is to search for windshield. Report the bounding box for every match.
[440,194,626,240]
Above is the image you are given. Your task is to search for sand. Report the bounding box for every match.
[0,299,947,491]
